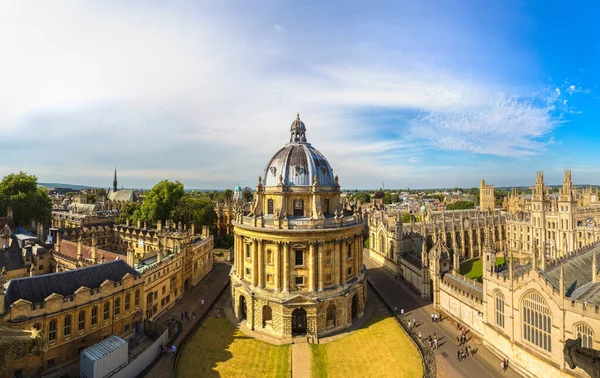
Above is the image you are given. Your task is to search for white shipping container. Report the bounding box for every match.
[80,335,128,378]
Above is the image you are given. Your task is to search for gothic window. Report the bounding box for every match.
[91,306,98,325]
[104,301,110,321]
[125,293,131,313]
[48,319,57,341]
[78,311,85,331]
[293,199,304,216]
[135,289,140,307]
[114,298,121,317]
[267,199,274,215]
[522,291,552,352]
[63,315,72,337]
[494,291,505,328]
[575,323,594,349]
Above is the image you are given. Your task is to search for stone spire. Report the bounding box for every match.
[113,167,118,192]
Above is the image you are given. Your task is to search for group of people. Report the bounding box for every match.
[430,312,442,323]
[161,343,177,357]
[500,359,509,371]
[181,311,196,322]
[424,333,439,349]
[456,345,472,361]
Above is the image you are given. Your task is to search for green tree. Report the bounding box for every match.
[242,187,253,203]
[383,192,396,204]
[373,190,385,199]
[446,201,475,210]
[175,195,217,230]
[354,192,371,204]
[96,188,107,197]
[0,172,52,227]
[86,193,96,203]
[136,180,185,226]
[223,189,233,201]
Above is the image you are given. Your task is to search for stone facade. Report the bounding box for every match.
[230,115,366,339]
[480,180,495,212]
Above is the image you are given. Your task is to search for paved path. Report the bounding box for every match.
[364,252,521,378]
[145,263,232,378]
[291,337,311,378]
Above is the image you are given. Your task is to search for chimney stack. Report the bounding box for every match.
[6,207,12,218]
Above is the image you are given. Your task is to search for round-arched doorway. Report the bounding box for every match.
[239,295,247,321]
[351,294,359,320]
[291,308,307,335]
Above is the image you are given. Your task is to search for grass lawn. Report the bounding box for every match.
[310,315,422,378]
[459,257,505,283]
[175,318,290,378]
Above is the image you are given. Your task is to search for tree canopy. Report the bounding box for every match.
[446,201,475,210]
[353,192,371,204]
[242,187,253,203]
[0,172,52,227]
[136,180,185,226]
[174,195,217,231]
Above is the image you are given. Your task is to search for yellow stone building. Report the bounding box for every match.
[231,115,366,339]
[480,179,495,211]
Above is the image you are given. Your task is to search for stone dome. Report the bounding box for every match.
[263,114,335,187]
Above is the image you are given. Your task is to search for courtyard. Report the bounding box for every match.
[459,256,505,283]
[175,317,290,378]
[310,315,423,378]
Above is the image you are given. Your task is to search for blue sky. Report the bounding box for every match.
[1,1,599,189]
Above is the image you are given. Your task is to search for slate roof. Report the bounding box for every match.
[4,259,139,308]
[0,238,25,272]
[108,189,135,202]
[67,203,97,215]
[57,240,122,262]
[402,252,423,269]
[542,245,600,298]
[442,273,483,301]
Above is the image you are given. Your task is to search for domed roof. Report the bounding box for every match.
[263,114,335,187]
[234,184,242,192]
[420,205,427,211]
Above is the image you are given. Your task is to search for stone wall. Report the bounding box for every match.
[439,281,484,337]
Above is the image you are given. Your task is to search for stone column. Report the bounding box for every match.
[355,235,361,276]
[258,240,265,288]
[252,239,258,286]
[283,243,290,292]
[309,242,317,292]
[340,239,347,284]
[318,242,324,291]
[274,242,281,291]
[333,239,339,286]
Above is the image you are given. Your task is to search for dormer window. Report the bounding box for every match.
[295,165,304,175]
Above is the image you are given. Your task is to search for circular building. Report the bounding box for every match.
[231,114,366,339]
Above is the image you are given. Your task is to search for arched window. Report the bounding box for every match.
[135,289,140,307]
[91,306,98,325]
[48,319,57,341]
[293,199,304,216]
[326,304,336,328]
[104,301,111,321]
[379,234,385,255]
[494,290,504,328]
[78,311,86,331]
[125,293,131,312]
[575,323,594,349]
[63,315,72,337]
[114,297,121,317]
[266,249,273,265]
[267,199,274,215]
[522,291,552,352]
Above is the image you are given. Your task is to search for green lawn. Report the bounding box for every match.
[176,318,290,378]
[459,257,505,283]
[310,315,422,378]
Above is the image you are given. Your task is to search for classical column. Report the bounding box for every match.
[252,239,258,286]
[333,239,340,286]
[283,243,290,292]
[340,239,347,284]
[235,235,240,274]
[318,242,324,291]
[274,242,281,291]
[355,235,361,276]
[258,239,265,288]
[309,242,317,292]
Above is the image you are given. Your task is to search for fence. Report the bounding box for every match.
[367,278,436,378]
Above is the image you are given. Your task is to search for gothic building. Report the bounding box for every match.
[231,114,366,339]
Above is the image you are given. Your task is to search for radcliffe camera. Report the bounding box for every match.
[1,2,599,378]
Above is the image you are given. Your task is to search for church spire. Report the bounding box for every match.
[113,167,118,192]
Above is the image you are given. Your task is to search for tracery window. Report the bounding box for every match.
[575,323,594,349]
[494,290,505,328]
[522,291,552,352]
[125,293,131,312]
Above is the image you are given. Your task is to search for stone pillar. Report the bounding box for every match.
[274,242,281,291]
[355,236,360,276]
[318,242,324,291]
[309,242,317,292]
[333,240,340,286]
[283,243,290,292]
[340,239,347,284]
[469,230,474,259]
[258,240,265,288]
[235,235,240,274]
[252,239,258,286]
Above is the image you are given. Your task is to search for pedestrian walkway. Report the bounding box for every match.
[291,336,311,378]
[145,263,232,378]
[364,251,521,378]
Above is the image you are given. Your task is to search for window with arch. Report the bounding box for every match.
[347,242,352,260]
[125,293,131,312]
[135,289,140,307]
[379,234,385,255]
[326,304,336,328]
[267,199,274,215]
[522,291,552,352]
[114,297,121,317]
[293,199,304,216]
[91,306,98,325]
[78,311,86,331]
[48,319,57,341]
[494,290,505,328]
[575,323,594,349]
[63,315,72,337]
[104,301,110,321]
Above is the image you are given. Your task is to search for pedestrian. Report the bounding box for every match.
[400,308,404,316]
[431,313,435,322]
[418,332,421,340]
[456,336,460,345]
[171,344,177,356]
[457,350,461,361]
[434,338,438,349]
[501,361,505,371]
[407,320,411,328]
[394,306,398,314]
[181,312,184,321]
[464,347,468,358]
[192,311,196,320]
[201,299,205,306]
[413,319,416,327]
[434,314,438,323]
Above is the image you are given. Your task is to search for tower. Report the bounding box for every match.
[531,171,547,257]
[483,226,496,275]
[113,167,118,192]
[479,180,495,212]
[557,169,577,257]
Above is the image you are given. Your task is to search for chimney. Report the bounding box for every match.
[77,238,83,260]
[157,220,162,232]
[6,207,12,218]
[191,224,195,235]
[137,219,141,229]
[91,234,98,263]
[55,233,61,252]
[157,250,162,263]
[202,226,209,238]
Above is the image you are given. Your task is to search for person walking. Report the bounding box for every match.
[400,308,404,316]
[418,332,422,340]
[457,350,461,362]
[171,344,177,356]
[431,313,435,322]
[192,311,196,320]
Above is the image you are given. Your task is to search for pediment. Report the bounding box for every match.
[282,294,317,305]
[44,293,64,302]
[74,286,91,295]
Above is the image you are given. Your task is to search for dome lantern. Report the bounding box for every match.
[290,113,307,143]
